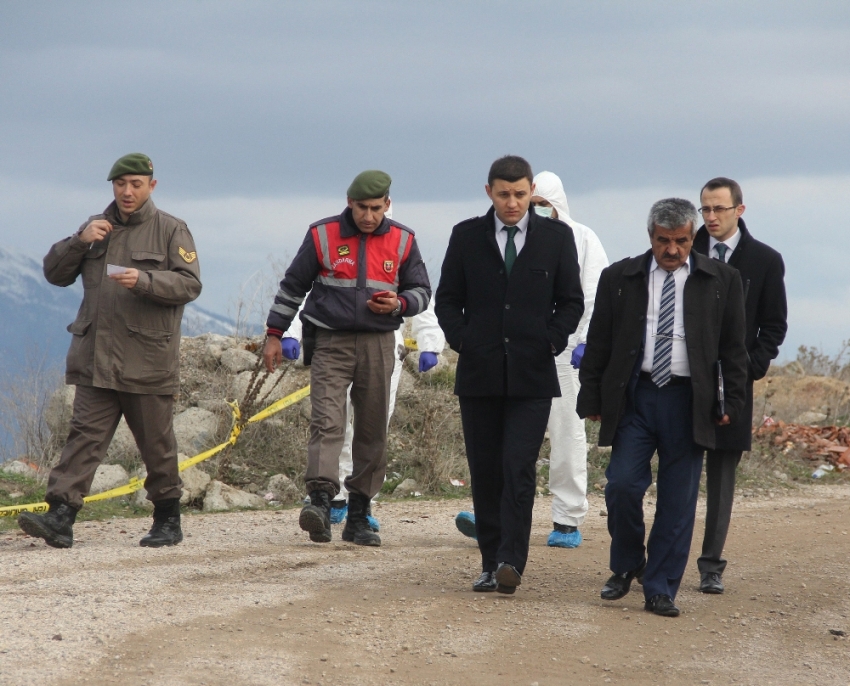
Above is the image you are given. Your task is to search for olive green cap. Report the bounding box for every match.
[107,153,154,181]
[347,170,391,200]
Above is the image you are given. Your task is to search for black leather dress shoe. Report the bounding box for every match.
[600,559,646,600]
[644,594,680,617]
[473,571,497,592]
[699,572,724,594]
[495,562,522,594]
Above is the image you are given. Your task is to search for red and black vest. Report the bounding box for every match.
[310,219,413,292]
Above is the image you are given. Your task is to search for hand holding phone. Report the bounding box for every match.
[371,290,392,301]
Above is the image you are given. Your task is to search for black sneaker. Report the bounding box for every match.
[300,490,332,543]
[18,501,78,549]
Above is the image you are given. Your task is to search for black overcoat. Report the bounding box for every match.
[693,219,788,450]
[576,250,749,450]
[435,207,584,397]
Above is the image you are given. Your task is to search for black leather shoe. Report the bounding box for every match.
[495,562,521,594]
[18,501,78,549]
[644,594,680,617]
[699,571,724,594]
[299,490,332,543]
[473,571,497,592]
[600,559,647,600]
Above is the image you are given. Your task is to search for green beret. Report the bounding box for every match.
[347,170,391,200]
[107,153,154,181]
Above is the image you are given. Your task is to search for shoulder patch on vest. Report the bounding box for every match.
[179,247,197,263]
[383,260,394,272]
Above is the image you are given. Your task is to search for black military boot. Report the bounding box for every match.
[18,500,78,549]
[342,492,381,547]
[299,490,332,543]
[140,498,183,547]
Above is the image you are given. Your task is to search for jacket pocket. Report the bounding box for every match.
[65,320,93,378]
[122,324,175,386]
[82,248,106,289]
[131,251,166,269]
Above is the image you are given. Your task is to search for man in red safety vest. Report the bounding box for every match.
[263,170,431,546]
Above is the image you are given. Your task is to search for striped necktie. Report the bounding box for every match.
[715,244,729,262]
[504,225,519,275]
[651,270,676,387]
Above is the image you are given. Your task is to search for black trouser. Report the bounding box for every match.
[458,396,551,576]
[697,449,742,575]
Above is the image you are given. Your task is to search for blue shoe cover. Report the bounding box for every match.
[329,503,347,524]
[367,515,380,532]
[455,511,477,540]
[547,528,582,548]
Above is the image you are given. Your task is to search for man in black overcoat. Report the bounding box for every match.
[435,155,584,594]
[577,198,748,616]
[693,177,788,594]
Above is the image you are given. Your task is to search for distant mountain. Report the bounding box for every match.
[0,246,234,370]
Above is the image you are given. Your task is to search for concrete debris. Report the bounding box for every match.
[393,478,418,497]
[172,408,219,455]
[0,460,39,478]
[220,347,259,374]
[180,465,211,504]
[202,480,266,512]
[265,473,303,505]
[90,464,129,494]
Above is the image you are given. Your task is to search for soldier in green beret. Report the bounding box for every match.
[18,153,202,549]
[263,170,431,546]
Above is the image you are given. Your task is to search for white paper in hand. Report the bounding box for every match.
[107,264,128,276]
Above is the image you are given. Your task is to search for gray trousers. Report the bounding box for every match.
[306,329,395,499]
[46,385,182,510]
[697,449,743,575]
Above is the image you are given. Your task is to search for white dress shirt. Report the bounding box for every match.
[494,211,530,259]
[641,257,691,377]
[708,225,741,262]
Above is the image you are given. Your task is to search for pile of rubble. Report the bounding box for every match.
[755,417,850,470]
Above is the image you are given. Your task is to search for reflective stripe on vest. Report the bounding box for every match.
[310,221,412,290]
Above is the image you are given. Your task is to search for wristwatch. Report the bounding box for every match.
[391,302,403,317]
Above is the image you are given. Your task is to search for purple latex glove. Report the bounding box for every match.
[280,337,301,360]
[418,351,438,372]
[570,343,586,370]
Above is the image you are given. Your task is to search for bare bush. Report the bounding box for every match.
[0,351,65,473]
[793,340,850,381]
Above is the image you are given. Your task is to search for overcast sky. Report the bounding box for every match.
[2,1,849,357]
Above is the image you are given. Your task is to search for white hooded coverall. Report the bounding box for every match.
[533,171,609,527]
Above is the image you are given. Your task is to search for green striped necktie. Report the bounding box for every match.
[504,225,518,275]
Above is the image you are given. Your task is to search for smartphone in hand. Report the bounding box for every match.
[371,290,392,301]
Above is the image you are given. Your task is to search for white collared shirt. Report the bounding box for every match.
[708,225,741,262]
[641,257,691,377]
[494,210,530,259]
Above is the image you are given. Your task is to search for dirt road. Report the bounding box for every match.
[1,486,849,685]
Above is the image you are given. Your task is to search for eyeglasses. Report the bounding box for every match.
[698,205,738,216]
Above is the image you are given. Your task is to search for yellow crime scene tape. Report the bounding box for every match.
[404,338,418,350]
[0,384,311,517]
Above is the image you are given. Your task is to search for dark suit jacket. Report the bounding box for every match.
[576,250,749,449]
[693,219,788,450]
[435,207,584,398]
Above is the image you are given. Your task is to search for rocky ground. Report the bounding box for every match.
[2,486,849,686]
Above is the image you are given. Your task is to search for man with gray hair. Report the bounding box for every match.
[577,198,748,616]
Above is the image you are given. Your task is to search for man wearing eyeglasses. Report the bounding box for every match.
[692,177,788,595]
[577,198,748,616]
